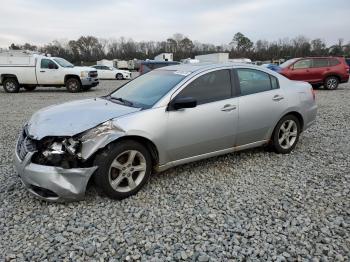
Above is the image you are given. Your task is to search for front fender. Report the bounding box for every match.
[80,130,125,160]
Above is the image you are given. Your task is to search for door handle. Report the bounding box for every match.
[272,95,284,101]
[221,104,237,112]
[40,70,45,73]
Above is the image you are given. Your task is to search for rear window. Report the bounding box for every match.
[312,58,329,68]
[329,58,340,66]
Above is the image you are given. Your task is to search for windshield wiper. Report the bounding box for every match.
[106,96,134,106]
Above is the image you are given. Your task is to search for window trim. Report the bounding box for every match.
[170,68,238,107]
[292,59,312,70]
[234,68,280,97]
[40,59,58,69]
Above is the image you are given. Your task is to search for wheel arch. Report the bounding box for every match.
[87,135,159,169]
[1,74,18,83]
[64,74,82,85]
[323,74,341,83]
[281,111,304,131]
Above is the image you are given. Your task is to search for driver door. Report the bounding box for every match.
[37,58,62,84]
[166,69,239,161]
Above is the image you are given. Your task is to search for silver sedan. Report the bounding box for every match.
[14,63,317,202]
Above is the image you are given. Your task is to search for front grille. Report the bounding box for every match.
[89,71,98,78]
[17,127,36,160]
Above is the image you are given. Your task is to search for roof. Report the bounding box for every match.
[158,62,264,74]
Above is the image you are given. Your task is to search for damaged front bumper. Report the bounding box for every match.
[14,150,97,202]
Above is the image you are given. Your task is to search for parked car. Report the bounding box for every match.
[139,60,180,74]
[261,63,282,72]
[91,65,131,80]
[15,63,317,202]
[0,50,98,93]
[279,57,349,90]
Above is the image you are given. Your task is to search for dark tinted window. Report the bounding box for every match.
[329,58,340,66]
[237,69,273,95]
[293,59,312,69]
[313,58,329,68]
[41,59,56,69]
[178,70,232,105]
[346,59,350,66]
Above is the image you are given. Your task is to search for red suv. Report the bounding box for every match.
[279,57,349,90]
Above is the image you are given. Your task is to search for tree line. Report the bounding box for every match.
[7,32,350,65]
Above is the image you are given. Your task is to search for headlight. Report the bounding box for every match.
[80,71,89,78]
[80,120,124,141]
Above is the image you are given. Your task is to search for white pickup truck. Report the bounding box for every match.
[0,50,99,93]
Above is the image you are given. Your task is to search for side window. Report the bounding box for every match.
[41,59,51,69]
[293,59,312,69]
[313,58,329,68]
[41,59,57,69]
[329,58,340,66]
[178,69,232,105]
[270,75,279,89]
[237,69,274,95]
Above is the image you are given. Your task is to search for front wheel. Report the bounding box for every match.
[271,115,301,154]
[65,78,81,93]
[116,73,123,80]
[3,78,20,93]
[324,76,339,90]
[94,140,152,200]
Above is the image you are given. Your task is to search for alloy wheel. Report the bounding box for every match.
[326,78,338,90]
[108,150,147,193]
[278,120,298,150]
[6,81,16,92]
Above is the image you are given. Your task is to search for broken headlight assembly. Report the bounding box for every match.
[79,120,123,141]
[31,120,123,168]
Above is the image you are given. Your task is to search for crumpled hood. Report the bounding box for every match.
[27,98,140,139]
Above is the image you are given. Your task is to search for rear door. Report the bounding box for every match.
[288,59,312,82]
[166,69,239,161]
[36,58,62,85]
[310,58,329,83]
[235,68,288,145]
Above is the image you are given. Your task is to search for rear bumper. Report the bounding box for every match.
[14,150,97,202]
[304,104,318,131]
[81,77,99,87]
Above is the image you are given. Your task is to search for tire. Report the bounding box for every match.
[324,76,339,90]
[3,78,20,93]
[271,115,301,154]
[116,73,123,80]
[23,86,37,91]
[93,140,152,200]
[65,78,81,93]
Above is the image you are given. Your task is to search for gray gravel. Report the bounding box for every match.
[0,79,349,261]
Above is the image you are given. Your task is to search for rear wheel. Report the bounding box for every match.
[65,78,81,92]
[271,115,301,154]
[324,76,339,90]
[116,73,123,80]
[94,140,152,200]
[23,85,37,91]
[3,78,20,93]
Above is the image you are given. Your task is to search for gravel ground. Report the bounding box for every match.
[0,79,349,261]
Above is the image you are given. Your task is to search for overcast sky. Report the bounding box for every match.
[0,0,349,48]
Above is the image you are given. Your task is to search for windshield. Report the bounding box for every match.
[53,58,74,68]
[110,70,186,109]
[280,58,298,68]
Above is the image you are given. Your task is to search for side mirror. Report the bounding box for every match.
[168,97,197,111]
